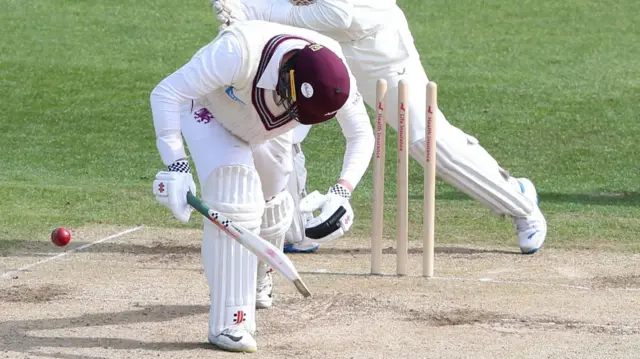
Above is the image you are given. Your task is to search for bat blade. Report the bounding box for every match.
[187,191,311,297]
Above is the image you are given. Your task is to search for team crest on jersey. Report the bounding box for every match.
[194,108,213,124]
[225,86,245,104]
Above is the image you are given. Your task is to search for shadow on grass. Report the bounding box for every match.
[0,304,212,357]
[538,191,640,206]
[411,191,640,206]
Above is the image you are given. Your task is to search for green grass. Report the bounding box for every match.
[0,0,638,251]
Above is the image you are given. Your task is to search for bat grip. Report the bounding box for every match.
[187,191,212,220]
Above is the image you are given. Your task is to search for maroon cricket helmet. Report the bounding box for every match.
[290,44,351,125]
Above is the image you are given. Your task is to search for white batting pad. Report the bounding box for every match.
[410,109,534,217]
[284,144,309,244]
[259,190,294,277]
[261,190,294,248]
[201,165,265,336]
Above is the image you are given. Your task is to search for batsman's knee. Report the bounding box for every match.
[202,165,265,230]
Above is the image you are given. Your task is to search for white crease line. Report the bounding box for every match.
[303,269,593,291]
[2,226,144,279]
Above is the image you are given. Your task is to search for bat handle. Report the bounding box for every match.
[187,191,211,220]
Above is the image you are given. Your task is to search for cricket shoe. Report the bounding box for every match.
[256,270,273,309]
[511,178,547,254]
[208,324,257,353]
[283,240,319,253]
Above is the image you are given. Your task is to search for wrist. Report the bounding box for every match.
[157,131,187,166]
[168,159,191,173]
[330,183,351,200]
[337,179,353,192]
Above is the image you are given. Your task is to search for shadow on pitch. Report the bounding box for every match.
[316,246,519,256]
[0,304,212,355]
[0,240,201,258]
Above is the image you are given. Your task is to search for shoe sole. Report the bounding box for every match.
[209,338,257,353]
[521,247,540,255]
[521,242,544,255]
[212,343,257,353]
[256,302,272,309]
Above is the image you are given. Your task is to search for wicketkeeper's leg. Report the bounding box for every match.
[352,51,547,253]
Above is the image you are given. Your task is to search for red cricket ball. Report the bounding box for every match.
[51,227,72,247]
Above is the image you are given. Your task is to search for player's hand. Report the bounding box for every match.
[152,160,197,224]
[300,184,354,244]
[212,0,238,30]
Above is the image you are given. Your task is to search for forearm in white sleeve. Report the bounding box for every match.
[335,91,374,190]
[150,33,242,166]
[268,0,354,31]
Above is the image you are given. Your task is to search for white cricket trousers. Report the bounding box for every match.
[180,102,293,199]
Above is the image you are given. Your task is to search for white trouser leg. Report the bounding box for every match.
[284,143,311,245]
[181,102,255,184]
[347,43,534,217]
[343,16,544,250]
[252,131,293,200]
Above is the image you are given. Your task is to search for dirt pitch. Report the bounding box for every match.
[1,226,640,359]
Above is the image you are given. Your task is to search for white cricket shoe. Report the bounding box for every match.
[512,178,547,254]
[256,270,273,309]
[283,240,320,253]
[208,324,257,353]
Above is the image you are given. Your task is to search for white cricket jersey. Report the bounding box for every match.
[150,20,374,188]
[267,0,400,42]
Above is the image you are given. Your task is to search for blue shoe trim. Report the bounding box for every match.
[519,179,540,204]
[283,243,319,253]
[521,231,542,254]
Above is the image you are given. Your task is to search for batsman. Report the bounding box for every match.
[213,0,548,254]
[150,20,373,352]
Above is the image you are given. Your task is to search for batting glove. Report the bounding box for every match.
[300,183,354,244]
[152,160,197,224]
